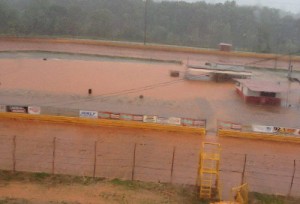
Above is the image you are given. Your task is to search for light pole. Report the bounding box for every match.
[143,0,148,45]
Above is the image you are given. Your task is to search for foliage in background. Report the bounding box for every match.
[0,0,300,54]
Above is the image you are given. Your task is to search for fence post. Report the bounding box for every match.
[52,137,56,175]
[12,135,16,172]
[241,154,247,185]
[170,146,176,183]
[93,140,98,178]
[216,120,220,136]
[288,160,296,197]
[131,143,137,181]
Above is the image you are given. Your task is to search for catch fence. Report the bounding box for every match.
[0,134,299,200]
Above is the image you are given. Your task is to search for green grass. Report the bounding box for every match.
[249,192,300,204]
[0,198,29,204]
[0,170,104,186]
[1,171,299,204]
[0,198,80,204]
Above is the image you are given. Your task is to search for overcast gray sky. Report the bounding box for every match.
[163,0,300,14]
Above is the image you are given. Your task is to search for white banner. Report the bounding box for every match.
[143,115,157,123]
[28,106,41,115]
[294,129,300,136]
[252,125,274,133]
[168,117,181,125]
[79,110,98,119]
[157,117,169,124]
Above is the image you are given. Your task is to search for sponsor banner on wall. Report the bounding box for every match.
[231,123,242,130]
[79,110,98,119]
[132,115,143,121]
[143,115,157,123]
[294,129,300,136]
[168,117,181,125]
[6,105,28,113]
[157,117,169,124]
[98,112,111,119]
[193,120,206,127]
[252,125,274,133]
[274,127,298,135]
[181,118,194,126]
[120,113,133,121]
[28,106,41,115]
[110,113,120,120]
[218,121,232,129]
[0,105,6,112]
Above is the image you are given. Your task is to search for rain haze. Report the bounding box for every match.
[1,0,300,203]
[163,0,300,13]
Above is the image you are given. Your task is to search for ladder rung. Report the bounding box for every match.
[201,185,211,188]
[200,186,211,193]
[201,180,212,183]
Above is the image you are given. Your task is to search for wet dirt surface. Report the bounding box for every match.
[0,118,299,200]
[0,56,300,131]
[0,40,300,199]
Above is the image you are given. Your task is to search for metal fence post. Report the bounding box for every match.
[288,160,296,197]
[93,140,98,178]
[52,137,56,175]
[131,143,137,181]
[241,154,247,185]
[170,146,176,183]
[12,135,16,172]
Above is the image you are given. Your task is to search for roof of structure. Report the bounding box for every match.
[236,79,287,93]
[187,68,252,76]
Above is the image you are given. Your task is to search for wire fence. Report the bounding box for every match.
[0,134,299,200]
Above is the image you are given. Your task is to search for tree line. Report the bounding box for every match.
[0,0,299,54]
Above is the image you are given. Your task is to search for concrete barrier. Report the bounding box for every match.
[218,129,300,143]
[0,112,206,135]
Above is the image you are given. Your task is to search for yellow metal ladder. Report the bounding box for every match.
[198,142,221,200]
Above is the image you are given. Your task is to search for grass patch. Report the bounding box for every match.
[249,192,300,204]
[0,197,29,204]
[0,170,104,186]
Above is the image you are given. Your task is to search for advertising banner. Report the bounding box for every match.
[6,106,28,113]
[0,105,6,112]
[252,125,274,133]
[132,115,143,121]
[294,129,300,136]
[120,113,133,121]
[231,123,242,130]
[157,117,169,124]
[193,120,206,127]
[79,110,98,119]
[98,112,111,119]
[218,121,232,129]
[181,118,194,126]
[274,127,298,135]
[28,106,41,115]
[143,115,157,123]
[110,113,120,120]
[168,117,181,125]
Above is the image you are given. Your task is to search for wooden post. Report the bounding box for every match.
[12,135,16,172]
[93,141,98,178]
[131,143,137,181]
[288,160,296,197]
[52,137,56,175]
[241,154,247,185]
[170,146,176,183]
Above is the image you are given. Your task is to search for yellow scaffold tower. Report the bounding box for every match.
[198,142,222,201]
